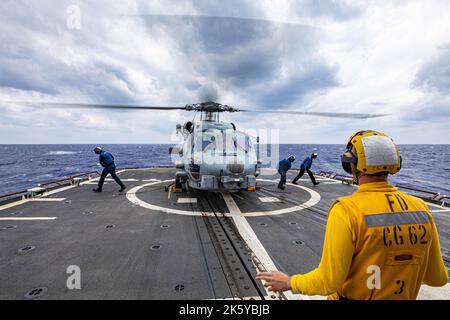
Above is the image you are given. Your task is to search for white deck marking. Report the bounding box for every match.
[418,284,450,300]
[294,177,334,181]
[83,182,107,185]
[126,179,320,217]
[426,202,450,211]
[426,202,448,209]
[30,198,66,202]
[0,200,28,211]
[424,202,450,213]
[142,179,161,182]
[221,191,311,300]
[0,217,57,221]
[117,168,154,172]
[105,178,139,182]
[0,185,75,211]
[258,197,280,203]
[244,180,320,217]
[430,209,450,213]
[177,198,198,204]
[44,185,76,196]
[126,180,208,216]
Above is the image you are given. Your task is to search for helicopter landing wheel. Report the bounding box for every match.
[173,178,184,193]
[164,182,175,192]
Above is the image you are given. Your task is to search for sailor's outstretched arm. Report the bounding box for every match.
[257,202,355,295]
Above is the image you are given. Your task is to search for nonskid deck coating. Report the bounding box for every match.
[0,168,448,299]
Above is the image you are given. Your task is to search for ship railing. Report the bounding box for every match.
[395,184,449,207]
[0,166,175,204]
[0,171,100,203]
[315,171,449,207]
[316,171,355,185]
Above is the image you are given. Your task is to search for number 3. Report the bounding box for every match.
[395,280,405,295]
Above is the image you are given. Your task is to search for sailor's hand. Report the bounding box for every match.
[256,271,291,292]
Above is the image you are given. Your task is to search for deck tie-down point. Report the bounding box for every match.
[18,245,35,253]
[24,287,48,299]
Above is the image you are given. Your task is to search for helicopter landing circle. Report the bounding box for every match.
[126,179,321,217]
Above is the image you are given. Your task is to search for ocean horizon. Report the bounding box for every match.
[1,144,449,196]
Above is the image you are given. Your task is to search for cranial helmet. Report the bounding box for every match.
[288,155,296,162]
[341,130,402,176]
[94,146,102,153]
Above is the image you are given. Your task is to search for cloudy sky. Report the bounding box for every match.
[0,0,449,144]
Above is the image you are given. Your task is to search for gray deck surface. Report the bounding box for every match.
[0,168,448,300]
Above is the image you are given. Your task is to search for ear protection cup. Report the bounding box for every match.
[341,130,401,176]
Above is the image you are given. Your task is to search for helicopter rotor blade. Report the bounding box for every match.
[240,109,389,119]
[6,101,186,111]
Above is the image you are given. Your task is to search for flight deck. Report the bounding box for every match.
[0,168,449,300]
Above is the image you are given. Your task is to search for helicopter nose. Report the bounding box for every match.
[227,163,245,174]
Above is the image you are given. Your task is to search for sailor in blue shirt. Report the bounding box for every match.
[292,152,319,186]
[92,147,126,193]
[277,155,296,190]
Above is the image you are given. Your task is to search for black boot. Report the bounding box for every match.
[119,185,127,192]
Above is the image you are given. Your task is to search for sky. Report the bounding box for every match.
[0,0,449,144]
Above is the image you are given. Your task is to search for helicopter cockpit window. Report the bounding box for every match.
[227,131,254,154]
[202,134,216,152]
[197,129,254,157]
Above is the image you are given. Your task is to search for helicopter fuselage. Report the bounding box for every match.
[172,119,259,191]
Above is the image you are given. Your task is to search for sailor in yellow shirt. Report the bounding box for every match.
[257,130,448,300]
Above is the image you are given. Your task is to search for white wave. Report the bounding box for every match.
[46,151,78,156]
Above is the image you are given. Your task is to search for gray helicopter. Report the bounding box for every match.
[11,100,387,192]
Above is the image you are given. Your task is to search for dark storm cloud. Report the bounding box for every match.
[198,83,219,101]
[137,15,275,57]
[137,14,337,107]
[407,44,450,122]
[0,62,60,95]
[413,44,450,93]
[1,0,340,117]
[402,98,450,122]
[182,0,264,20]
[210,47,281,85]
[295,0,365,21]
[250,61,339,107]
[189,0,364,21]
[0,1,144,104]
[0,46,138,104]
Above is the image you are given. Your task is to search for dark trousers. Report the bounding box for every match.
[278,170,287,188]
[98,164,125,190]
[292,167,317,184]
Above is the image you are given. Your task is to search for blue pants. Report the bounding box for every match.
[292,166,317,184]
[278,170,287,188]
[98,164,125,190]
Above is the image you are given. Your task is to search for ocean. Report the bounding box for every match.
[0,144,449,196]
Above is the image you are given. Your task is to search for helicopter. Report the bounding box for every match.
[9,100,388,192]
